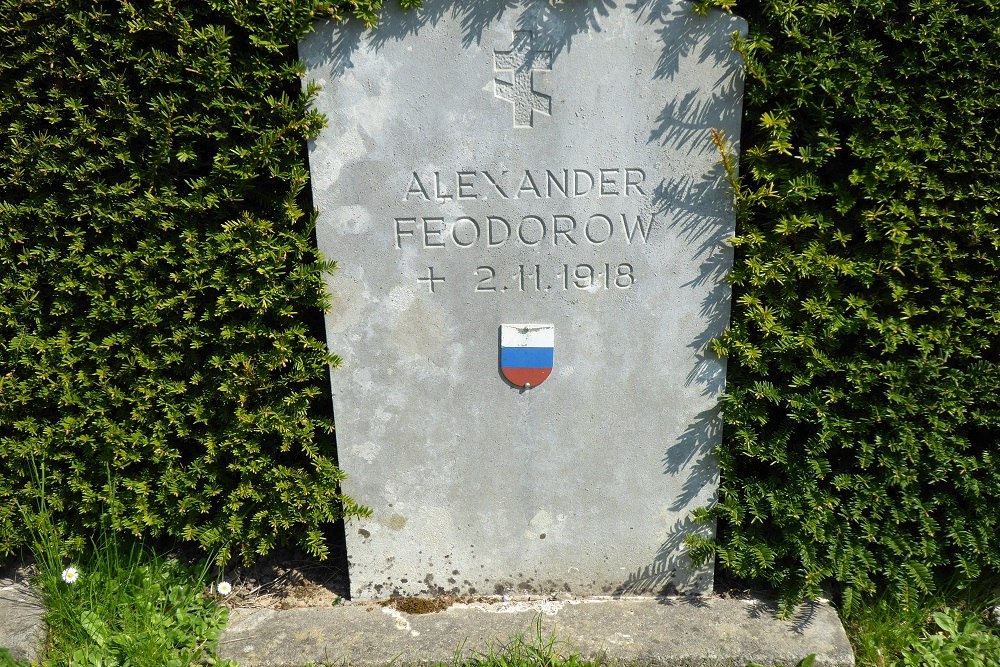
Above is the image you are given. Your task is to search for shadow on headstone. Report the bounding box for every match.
[304,0,742,158]
[665,406,722,511]
[615,514,713,595]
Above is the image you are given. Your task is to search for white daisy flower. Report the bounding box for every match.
[216,580,232,596]
[61,566,79,584]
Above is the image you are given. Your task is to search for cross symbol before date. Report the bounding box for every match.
[417,267,446,293]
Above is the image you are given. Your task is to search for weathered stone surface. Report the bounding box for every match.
[0,578,45,662]
[220,596,855,667]
[300,0,746,598]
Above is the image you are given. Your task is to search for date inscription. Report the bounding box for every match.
[474,263,635,292]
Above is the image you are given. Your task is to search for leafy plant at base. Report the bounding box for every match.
[843,577,1000,667]
[899,608,1000,667]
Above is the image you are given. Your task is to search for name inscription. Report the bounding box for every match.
[405,167,647,202]
[394,214,652,249]
[395,166,657,294]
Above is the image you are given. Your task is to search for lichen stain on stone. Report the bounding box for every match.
[386,513,408,530]
[423,572,447,595]
[293,630,327,643]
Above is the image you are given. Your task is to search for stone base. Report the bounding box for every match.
[220,596,855,667]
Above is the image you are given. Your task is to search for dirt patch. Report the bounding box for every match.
[213,547,349,610]
[381,596,455,614]
[0,558,37,591]
[0,546,349,611]
[378,594,494,614]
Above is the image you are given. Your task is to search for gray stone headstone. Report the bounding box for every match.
[300,0,745,599]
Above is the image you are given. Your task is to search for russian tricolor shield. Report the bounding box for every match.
[500,324,554,389]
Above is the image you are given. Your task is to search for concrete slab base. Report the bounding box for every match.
[219,596,855,667]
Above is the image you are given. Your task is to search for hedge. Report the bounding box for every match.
[698,0,1000,613]
[0,0,382,563]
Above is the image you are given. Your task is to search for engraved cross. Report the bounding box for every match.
[417,267,446,293]
[494,31,552,128]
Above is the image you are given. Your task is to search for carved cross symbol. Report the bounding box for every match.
[494,31,552,128]
[417,267,445,293]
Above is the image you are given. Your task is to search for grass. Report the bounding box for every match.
[1,536,235,666]
[845,580,1000,667]
[30,535,235,667]
[4,467,236,667]
[437,619,600,667]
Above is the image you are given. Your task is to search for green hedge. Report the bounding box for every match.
[699,0,1000,612]
[0,0,386,563]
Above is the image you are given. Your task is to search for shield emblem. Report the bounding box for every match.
[500,324,554,389]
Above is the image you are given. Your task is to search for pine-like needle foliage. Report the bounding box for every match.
[0,0,389,563]
[698,0,1000,613]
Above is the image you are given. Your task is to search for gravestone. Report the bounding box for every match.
[300,0,746,599]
